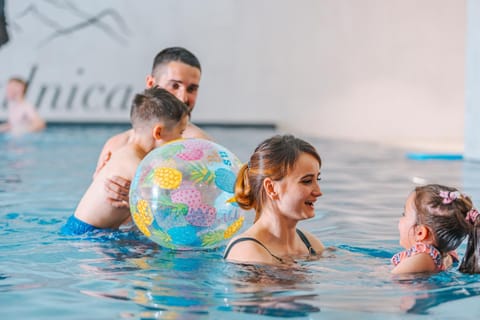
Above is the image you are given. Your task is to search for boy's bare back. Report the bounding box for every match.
[74,143,147,229]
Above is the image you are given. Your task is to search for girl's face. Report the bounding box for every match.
[5,80,24,101]
[273,153,322,221]
[398,192,418,249]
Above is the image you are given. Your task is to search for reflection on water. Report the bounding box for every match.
[392,271,480,315]
[221,264,321,318]
[1,126,480,319]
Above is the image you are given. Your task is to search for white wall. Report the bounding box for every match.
[0,0,466,150]
[465,0,480,160]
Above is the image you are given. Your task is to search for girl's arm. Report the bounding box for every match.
[24,105,45,132]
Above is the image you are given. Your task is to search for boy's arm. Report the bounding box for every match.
[94,130,132,179]
[94,149,111,179]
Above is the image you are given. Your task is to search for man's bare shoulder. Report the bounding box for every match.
[183,122,211,140]
[107,129,134,147]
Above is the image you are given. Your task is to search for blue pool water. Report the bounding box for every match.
[1,125,480,319]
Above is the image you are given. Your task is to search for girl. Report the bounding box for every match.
[0,77,45,135]
[223,134,325,265]
[392,184,480,274]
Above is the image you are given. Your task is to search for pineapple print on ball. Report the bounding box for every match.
[129,138,246,250]
[153,167,182,189]
[133,199,154,237]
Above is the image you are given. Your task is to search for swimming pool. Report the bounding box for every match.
[1,125,480,319]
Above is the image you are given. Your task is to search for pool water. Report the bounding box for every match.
[1,125,480,319]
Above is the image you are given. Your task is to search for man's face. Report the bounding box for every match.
[147,61,201,113]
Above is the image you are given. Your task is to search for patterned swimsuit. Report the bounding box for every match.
[391,242,444,271]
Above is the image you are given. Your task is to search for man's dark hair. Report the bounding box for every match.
[152,47,201,73]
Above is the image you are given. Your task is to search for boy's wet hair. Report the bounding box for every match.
[152,47,201,73]
[130,87,189,130]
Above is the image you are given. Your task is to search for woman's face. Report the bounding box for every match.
[398,192,418,249]
[273,153,322,221]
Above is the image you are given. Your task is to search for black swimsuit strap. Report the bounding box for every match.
[224,230,317,261]
[296,229,317,255]
[223,237,283,262]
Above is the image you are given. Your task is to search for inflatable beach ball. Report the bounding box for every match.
[129,138,245,250]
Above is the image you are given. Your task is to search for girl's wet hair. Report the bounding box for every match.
[413,184,480,273]
[234,134,321,222]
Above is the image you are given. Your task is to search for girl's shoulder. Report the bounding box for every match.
[391,243,442,274]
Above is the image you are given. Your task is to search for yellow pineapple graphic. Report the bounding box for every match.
[201,216,245,246]
[224,216,245,239]
[133,199,154,237]
[153,167,182,189]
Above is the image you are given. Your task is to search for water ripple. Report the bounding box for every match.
[1,127,479,319]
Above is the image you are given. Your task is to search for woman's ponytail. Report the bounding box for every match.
[234,164,254,211]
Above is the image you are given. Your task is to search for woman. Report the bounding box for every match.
[224,134,325,265]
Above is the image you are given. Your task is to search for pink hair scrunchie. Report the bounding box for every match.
[439,190,461,204]
[466,208,479,225]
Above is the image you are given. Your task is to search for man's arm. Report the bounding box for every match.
[105,175,131,208]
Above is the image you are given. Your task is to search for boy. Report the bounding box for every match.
[62,87,189,235]
[0,77,45,135]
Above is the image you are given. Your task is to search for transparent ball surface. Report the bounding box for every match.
[129,138,245,250]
